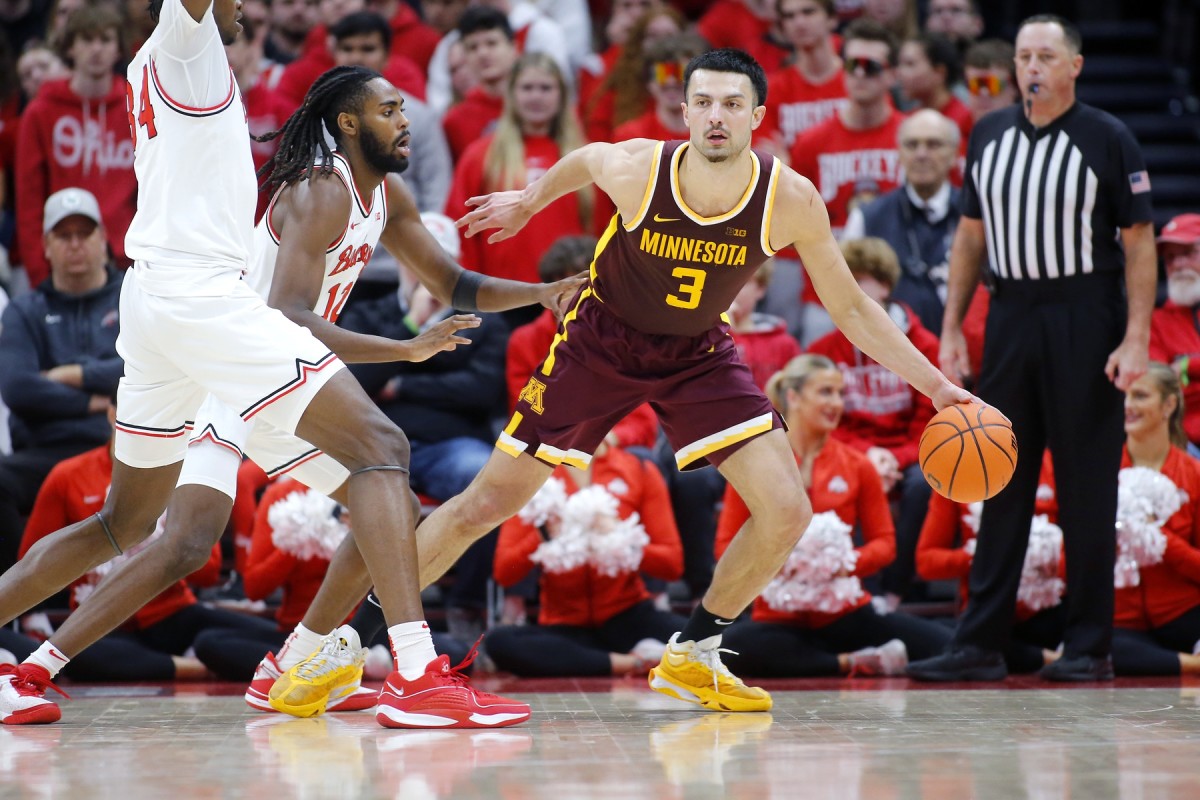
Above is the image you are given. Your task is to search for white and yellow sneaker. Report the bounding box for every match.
[268,625,367,718]
[648,633,772,712]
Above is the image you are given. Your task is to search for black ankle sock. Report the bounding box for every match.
[678,604,737,644]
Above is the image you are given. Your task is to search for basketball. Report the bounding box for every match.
[919,403,1017,503]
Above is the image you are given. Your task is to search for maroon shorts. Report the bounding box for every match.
[501,287,782,471]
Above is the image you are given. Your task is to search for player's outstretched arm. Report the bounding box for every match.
[455,139,656,244]
[379,175,585,318]
[776,168,974,412]
[267,175,479,364]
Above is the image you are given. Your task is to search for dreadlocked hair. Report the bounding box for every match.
[148,1,163,22]
[254,66,382,190]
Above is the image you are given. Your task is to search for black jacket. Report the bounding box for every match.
[0,266,123,450]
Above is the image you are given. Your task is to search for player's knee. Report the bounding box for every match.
[761,494,811,548]
[167,534,217,575]
[346,420,410,473]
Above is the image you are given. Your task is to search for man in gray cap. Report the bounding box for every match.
[0,188,123,572]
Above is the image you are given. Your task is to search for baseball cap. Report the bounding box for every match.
[43,188,102,233]
[1157,214,1200,246]
[420,212,462,261]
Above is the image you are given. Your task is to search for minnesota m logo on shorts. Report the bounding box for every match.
[519,377,546,414]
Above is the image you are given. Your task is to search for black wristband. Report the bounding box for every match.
[450,269,487,312]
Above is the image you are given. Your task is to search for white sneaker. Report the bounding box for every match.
[0,665,66,725]
[848,639,908,677]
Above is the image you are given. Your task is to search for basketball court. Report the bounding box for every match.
[3,676,1198,798]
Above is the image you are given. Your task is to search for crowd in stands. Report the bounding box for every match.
[1,0,1199,682]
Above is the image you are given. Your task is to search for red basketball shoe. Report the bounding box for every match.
[375,644,530,729]
[0,664,69,725]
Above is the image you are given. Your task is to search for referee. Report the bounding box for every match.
[907,14,1157,682]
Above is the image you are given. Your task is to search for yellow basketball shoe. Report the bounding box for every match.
[269,625,367,718]
[648,633,772,712]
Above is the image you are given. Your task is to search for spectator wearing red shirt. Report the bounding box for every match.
[790,19,905,344]
[369,0,441,71]
[486,443,688,677]
[611,32,707,144]
[15,7,136,285]
[760,0,848,156]
[262,0,318,65]
[896,33,973,149]
[808,238,937,607]
[1148,215,1200,453]
[20,421,273,682]
[441,7,518,161]
[1111,365,1200,676]
[583,5,684,145]
[446,52,590,286]
[719,354,952,677]
[696,1,779,65]
[274,11,426,112]
[916,450,1067,673]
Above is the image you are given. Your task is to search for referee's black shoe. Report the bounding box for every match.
[905,645,1007,682]
[1039,654,1114,682]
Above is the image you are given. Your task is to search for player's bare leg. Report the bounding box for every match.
[0,460,183,628]
[649,430,810,712]
[415,449,554,588]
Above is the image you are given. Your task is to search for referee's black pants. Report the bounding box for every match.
[954,274,1124,659]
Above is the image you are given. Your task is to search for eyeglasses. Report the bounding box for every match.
[967,75,1008,97]
[652,60,687,85]
[844,57,886,77]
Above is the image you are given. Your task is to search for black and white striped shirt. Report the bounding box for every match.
[962,103,1153,281]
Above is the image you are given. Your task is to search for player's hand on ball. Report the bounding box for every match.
[405,314,480,362]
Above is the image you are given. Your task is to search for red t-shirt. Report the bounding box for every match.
[445,134,585,283]
[761,67,849,152]
[441,88,505,163]
[791,108,905,304]
[21,445,221,629]
[717,437,895,627]
[494,447,683,627]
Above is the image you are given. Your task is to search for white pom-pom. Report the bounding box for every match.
[1017,515,1065,611]
[590,513,650,577]
[961,501,983,534]
[761,511,864,614]
[1113,467,1181,586]
[529,532,591,574]
[518,478,568,527]
[267,489,349,561]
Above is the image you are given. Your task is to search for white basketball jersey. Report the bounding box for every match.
[247,152,388,322]
[123,0,258,296]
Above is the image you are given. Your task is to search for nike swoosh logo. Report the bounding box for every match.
[48,648,69,662]
[653,213,680,223]
[385,682,406,697]
[350,222,359,229]
[714,619,735,625]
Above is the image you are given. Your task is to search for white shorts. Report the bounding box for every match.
[178,395,349,499]
[114,266,345,470]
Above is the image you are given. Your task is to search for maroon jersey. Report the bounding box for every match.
[591,140,781,337]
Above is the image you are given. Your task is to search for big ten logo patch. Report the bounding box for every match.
[519,377,546,414]
[725,227,747,238]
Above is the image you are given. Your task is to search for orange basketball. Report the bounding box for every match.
[919,402,1017,503]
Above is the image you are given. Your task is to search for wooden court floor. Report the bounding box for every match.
[2,676,1199,799]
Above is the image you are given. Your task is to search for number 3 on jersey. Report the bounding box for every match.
[126,65,158,146]
[666,266,706,309]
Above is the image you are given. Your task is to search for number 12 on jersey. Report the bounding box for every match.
[126,64,158,146]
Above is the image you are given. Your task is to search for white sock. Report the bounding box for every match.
[276,623,327,671]
[388,621,438,681]
[27,641,71,679]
